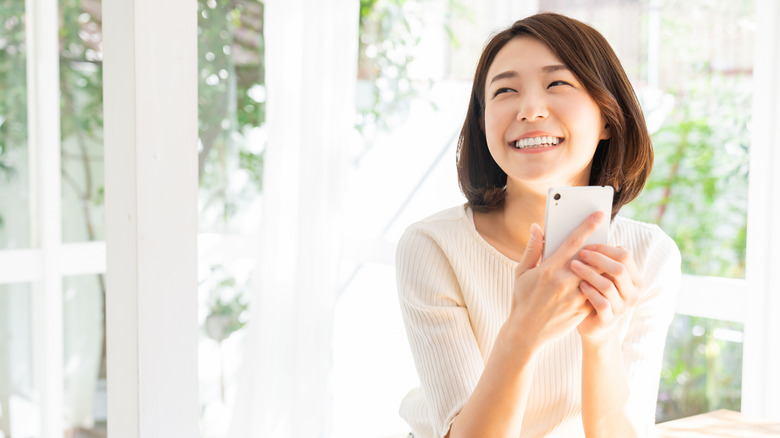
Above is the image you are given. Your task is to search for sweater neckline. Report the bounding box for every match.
[463,205,520,267]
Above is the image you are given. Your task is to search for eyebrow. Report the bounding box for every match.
[488,64,570,85]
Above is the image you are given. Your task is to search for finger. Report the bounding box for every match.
[549,211,606,264]
[578,249,627,281]
[581,245,643,290]
[570,259,621,304]
[579,281,611,315]
[517,223,544,273]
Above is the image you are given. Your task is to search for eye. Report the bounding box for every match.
[492,87,515,97]
[547,80,572,88]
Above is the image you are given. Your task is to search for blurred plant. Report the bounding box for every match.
[0,0,28,229]
[198,0,266,230]
[59,0,105,242]
[200,264,250,403]
[625,74,751,279]
[656,315,742,422]
[356,0,466,149]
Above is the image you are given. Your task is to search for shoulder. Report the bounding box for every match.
[395,205,475,281]
[395,206,472,305]
[397,205,470,252]
[611,215,680,261]
[611,215,681,288]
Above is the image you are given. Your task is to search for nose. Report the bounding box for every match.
[516,91,549,122]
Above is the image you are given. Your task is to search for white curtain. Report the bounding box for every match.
[227,0,359,436]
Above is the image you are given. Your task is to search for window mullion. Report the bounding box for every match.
[25,0,63,435]
[103,0,199,436]
[675,275,746,323]
[742,0,780,420]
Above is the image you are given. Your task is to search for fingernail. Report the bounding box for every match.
[528,223,538,243]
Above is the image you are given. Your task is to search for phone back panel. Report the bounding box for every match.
[542,186,614,261]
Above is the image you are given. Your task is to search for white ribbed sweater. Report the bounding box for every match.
[396,205,681,438]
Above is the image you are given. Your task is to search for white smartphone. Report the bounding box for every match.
[542,186,614,262]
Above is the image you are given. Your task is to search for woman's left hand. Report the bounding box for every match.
[570,244,643,344]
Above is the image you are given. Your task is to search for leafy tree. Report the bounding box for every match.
[0,1,28,214]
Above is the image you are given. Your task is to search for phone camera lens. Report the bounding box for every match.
[554,193,561,201]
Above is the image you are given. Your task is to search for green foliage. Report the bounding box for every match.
[0,0,267,233]
[202,265,250,343]
[0,1,28,184]
[624,74,751,279]
[59,0,105,242]
[657,315,742,422]
[356,0,465,143]
[239,149,264,192]
[357,0,424,137]
[198,0,266,231]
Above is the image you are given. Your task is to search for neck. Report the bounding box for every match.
[499,183,547,247]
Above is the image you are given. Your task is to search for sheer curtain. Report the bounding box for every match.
[227,0,359,436]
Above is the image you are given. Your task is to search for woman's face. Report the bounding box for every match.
[483,36,609,193]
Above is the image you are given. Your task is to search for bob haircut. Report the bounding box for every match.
[456,13,653,218]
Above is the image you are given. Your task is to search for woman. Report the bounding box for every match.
[396,13,681,438]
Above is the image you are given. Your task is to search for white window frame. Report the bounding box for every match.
[741,0,780,420]
[102,0,199,436]
[1,0,199,436]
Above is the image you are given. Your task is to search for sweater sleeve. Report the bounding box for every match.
[620,226,682,436]
[396,222,486,438]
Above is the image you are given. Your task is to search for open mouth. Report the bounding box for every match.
[512,136,562,150]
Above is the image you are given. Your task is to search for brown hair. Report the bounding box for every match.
[456,12,653,218]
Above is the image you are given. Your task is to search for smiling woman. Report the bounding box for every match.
[482,37,608,192]
[396,13,681,438]
[457,17,652,220]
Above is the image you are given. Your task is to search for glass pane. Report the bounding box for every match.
[60,0,105,243]
[197,0,265,435]
[198,0,265,235]
[657,315,743,422]
[198,257,251,437]
[0,283,35,437]
[0,3,31,249]
[622,0,753,279]
[63,275,106,437]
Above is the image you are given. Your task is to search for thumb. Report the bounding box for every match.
[517,223,544,273]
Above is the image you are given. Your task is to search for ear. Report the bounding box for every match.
[479,117,485,132]
[600,120,611,141]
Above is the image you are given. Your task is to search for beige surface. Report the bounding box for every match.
[657,409,780,437]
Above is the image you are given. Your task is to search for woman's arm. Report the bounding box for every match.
[571,245,644,437]
[446,323,539,438]
[581,333,638,437]
[448,214,607,437]
[573,232,681,438]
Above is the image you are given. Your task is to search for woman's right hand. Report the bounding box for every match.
[507,211,606,350]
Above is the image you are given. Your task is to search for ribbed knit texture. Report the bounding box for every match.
[396,205,681,438]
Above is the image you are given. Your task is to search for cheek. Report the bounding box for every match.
[569,101,605,139]
[483,105,510,139]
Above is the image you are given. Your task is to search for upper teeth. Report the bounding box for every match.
[514,136,561,149]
